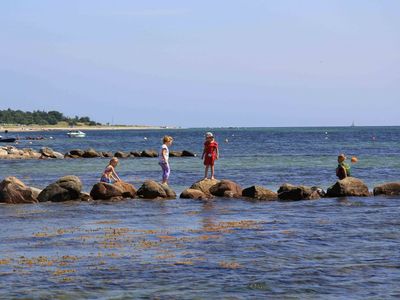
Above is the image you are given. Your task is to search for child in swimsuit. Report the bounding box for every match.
[100,157,121,183]
[159,135,173,185]
[202,132,219,180]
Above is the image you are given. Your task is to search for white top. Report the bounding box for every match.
[159,144,169,163]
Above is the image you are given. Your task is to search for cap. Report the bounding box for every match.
[205,132,214,138]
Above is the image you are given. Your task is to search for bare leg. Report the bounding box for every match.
[210,165,215,180]
[204,165,209,179]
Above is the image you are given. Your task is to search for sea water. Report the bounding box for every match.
[0,127,399,299]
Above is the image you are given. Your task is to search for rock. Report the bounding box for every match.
[82,148,101,158]
[137,180,176,199]
[0,149,8,157]
[90,181,136,200]
[53,151,64,159]
[373,182,400,196]
[277,183,321,201]
[69,149,84,157]
[326,177,369,197]
[190,178,220,196]
[181,150,196,157]
[180,188,209,200]
[114,181,137,198]
[169,151,182,157]
[65,154,81,159]
[80,192,91,201]
[114,151,130,158]
[102,151,113,158]
[130,151,141,157]
[7,146,20,155]
[141,150,158,158]
[38,175,83,202]
[242,185,278,200]
[40,147,56,158]
[209,180,243,198]
[29,187,42,199]
[0,177,38,204]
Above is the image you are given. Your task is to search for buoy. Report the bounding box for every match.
[351,156,358,163]
[225,138,229,143]
[144,137,148,140]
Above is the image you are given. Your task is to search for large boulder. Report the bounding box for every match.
[209,180,243,198]
[69,149,84,157]
[0,177,39,204]
[38,175,83,202]
[40,147,57,158]
[180,188,209,200]
[326,177,369,197]
[90,181,136,200]
[137,180,176,199]
[141,150,158,158]
[0,148,9,157]
[278,183,322,201]
[242,185,278,200]
[82,148,101,158]
[130,151,141,157]
[373,182,400,196]
[190,178,220,195]
[102,151,113,158]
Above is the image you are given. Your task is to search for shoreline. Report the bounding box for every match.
[0,125,178,133]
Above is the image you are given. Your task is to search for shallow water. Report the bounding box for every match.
[1,127,400,298]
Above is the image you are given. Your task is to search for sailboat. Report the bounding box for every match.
[351,120,355,127]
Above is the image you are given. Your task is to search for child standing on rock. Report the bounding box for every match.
[159,135,173,185]
[100,157,121,183]
[202,132,219,180]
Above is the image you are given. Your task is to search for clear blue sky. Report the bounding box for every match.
[0,1,399,127]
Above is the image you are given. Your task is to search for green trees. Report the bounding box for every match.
[0,109,101,126]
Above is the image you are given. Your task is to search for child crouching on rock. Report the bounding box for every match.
[336,153,358,180]
[100,157,121,184]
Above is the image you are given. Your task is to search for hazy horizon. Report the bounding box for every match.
[1,1,399,127]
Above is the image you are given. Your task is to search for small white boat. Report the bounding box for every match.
[67,130,86,138]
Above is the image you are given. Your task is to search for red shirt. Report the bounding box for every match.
[204,140,218,158]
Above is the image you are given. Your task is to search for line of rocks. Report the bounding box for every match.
[1,176,399,205]
[0,146,196,160]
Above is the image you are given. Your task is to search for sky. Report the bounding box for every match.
[0,0,399,127]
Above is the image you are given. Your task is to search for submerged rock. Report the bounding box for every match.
[137,180,176,199]
[209,180,243,198]
[277,183,322,201]
[0,176,39,204]
[326,177,369,197]
[242,185,277,200]
[180,188,209,200]
[373,182,400,196]
[38,175,83,202]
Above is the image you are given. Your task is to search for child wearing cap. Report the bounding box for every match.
[336,153,351,180]
[202,132,219,179]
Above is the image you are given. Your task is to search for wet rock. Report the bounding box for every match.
[242,185,278,200]
[169,151,182,157]
[52,151,64,159]
[373,182,400,196]
[90,182,124,200]
[114,181,137,198]
[326,177,369,197]
[40,147,57,158]
[130,151,141,157]
[69,149,84,157]
[180,188,209,200]
[190,178,220,196]
[0,149,8,157]
[278,183,321,201]
[137,180,176,199]
[0,177,39,204]
[102,151,113,158]
[114,151,130,158]
[209,180,243,198]
[38,175,83,202]
[82,148,101,158]
[181,150,196,157]
[80,192,91,201]
[141,150,158,158]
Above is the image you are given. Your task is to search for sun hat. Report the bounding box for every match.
[338,153,346,162]
[205,132,214,138]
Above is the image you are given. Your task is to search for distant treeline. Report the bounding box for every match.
[0,109,101,126]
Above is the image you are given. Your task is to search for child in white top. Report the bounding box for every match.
[159,135,173,185]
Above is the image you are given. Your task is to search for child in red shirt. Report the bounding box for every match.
[202,132,219,179]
